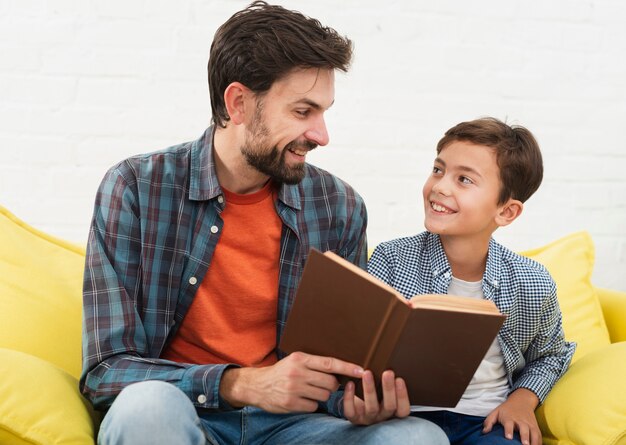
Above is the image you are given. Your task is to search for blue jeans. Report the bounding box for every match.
[411,411,522,445]
[98,381,449,445]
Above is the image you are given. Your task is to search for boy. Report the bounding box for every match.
[367,117,575,445]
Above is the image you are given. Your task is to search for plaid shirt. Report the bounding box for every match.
[80,127,367,415]
[367,231,575,404]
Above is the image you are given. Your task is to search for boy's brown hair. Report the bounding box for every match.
[208,1,353,128]
[437,117,543,204]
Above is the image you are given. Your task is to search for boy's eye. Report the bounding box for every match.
[432,166,443,174]
[459,176,473,185]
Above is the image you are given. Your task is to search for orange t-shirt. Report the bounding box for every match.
[162,181,281,367]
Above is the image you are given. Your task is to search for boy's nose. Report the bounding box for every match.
[432,178,452,196]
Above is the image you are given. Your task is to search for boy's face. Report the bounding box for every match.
[240,68,335,184]
[422,141,505,240]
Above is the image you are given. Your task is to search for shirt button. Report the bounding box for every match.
[197,394,207,404]
[189,276,197,285]
[217,195,224,204]
[210,225,219,234]
[444,272,451,279]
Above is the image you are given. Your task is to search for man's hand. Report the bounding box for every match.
[343,370,411,425]
[219,352,364,413]
[482,388,541,445]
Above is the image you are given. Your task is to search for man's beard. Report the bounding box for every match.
[241,114,316,185]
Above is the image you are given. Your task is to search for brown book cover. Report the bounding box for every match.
[279,248,506,407]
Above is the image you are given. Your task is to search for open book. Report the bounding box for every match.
[279,249,506,407]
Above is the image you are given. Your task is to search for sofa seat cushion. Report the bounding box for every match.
[0,205,85,378]
[535,341,626,445]
[0,348,97,445]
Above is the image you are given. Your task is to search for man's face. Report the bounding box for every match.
[422,141,504,242]
[241,68,335,184]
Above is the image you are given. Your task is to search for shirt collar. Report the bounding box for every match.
[484,237,503,290]
[427,233,452,279]
[189,126,222,201]
[189,126,302,210]
[276,178,302,210]
[426,232,503,293]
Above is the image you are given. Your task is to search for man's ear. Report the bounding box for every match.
[223,82,250,125]
[495,199,523,227]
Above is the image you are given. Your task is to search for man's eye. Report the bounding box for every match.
[295,109,310,117]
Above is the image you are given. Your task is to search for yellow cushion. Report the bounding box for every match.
[0,205,85,378]
[0,348,96,445]
[521,231,611,362]
[536,341,626,445]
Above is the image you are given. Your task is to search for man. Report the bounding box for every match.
[81,2,448,444]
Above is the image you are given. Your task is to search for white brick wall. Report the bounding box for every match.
[1,0,625,290]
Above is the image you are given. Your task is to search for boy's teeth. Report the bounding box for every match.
[432,202,449,213]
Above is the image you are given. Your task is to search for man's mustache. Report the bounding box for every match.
[285,140,318,152]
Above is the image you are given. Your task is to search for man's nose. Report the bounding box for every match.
[304,115,329,147]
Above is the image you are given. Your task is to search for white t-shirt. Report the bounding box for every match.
[411,276,510,416]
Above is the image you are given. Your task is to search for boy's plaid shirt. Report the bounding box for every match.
[368,231,576,404]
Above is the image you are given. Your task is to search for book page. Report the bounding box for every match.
[410,294,501,315]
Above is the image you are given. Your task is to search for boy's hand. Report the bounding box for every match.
[343,370,411,425]
[482,388,541,445]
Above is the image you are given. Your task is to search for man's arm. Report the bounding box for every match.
[80,165,228,411]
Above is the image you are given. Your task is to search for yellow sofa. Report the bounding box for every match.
[0,205,625,445]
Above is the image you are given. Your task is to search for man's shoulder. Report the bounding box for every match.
[301,163,363,202]
[111,140,195,179]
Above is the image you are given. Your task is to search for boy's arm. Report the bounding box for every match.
[484,278,575,444]
[367,243,395,283]
[510,279,576,403]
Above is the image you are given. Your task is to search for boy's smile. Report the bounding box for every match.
[422,141,505,241]
[429,201,456,214]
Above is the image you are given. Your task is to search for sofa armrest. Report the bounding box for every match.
[596,287,626,343]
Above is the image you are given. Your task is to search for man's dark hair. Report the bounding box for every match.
[437,117,543,204]
[208,1,353,128]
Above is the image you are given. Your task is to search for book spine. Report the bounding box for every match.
[363,298,410,377]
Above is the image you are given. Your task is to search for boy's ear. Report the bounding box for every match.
[495,199,523,227]
[223,82,251,125]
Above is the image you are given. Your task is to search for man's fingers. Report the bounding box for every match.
[292,352,364,378]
